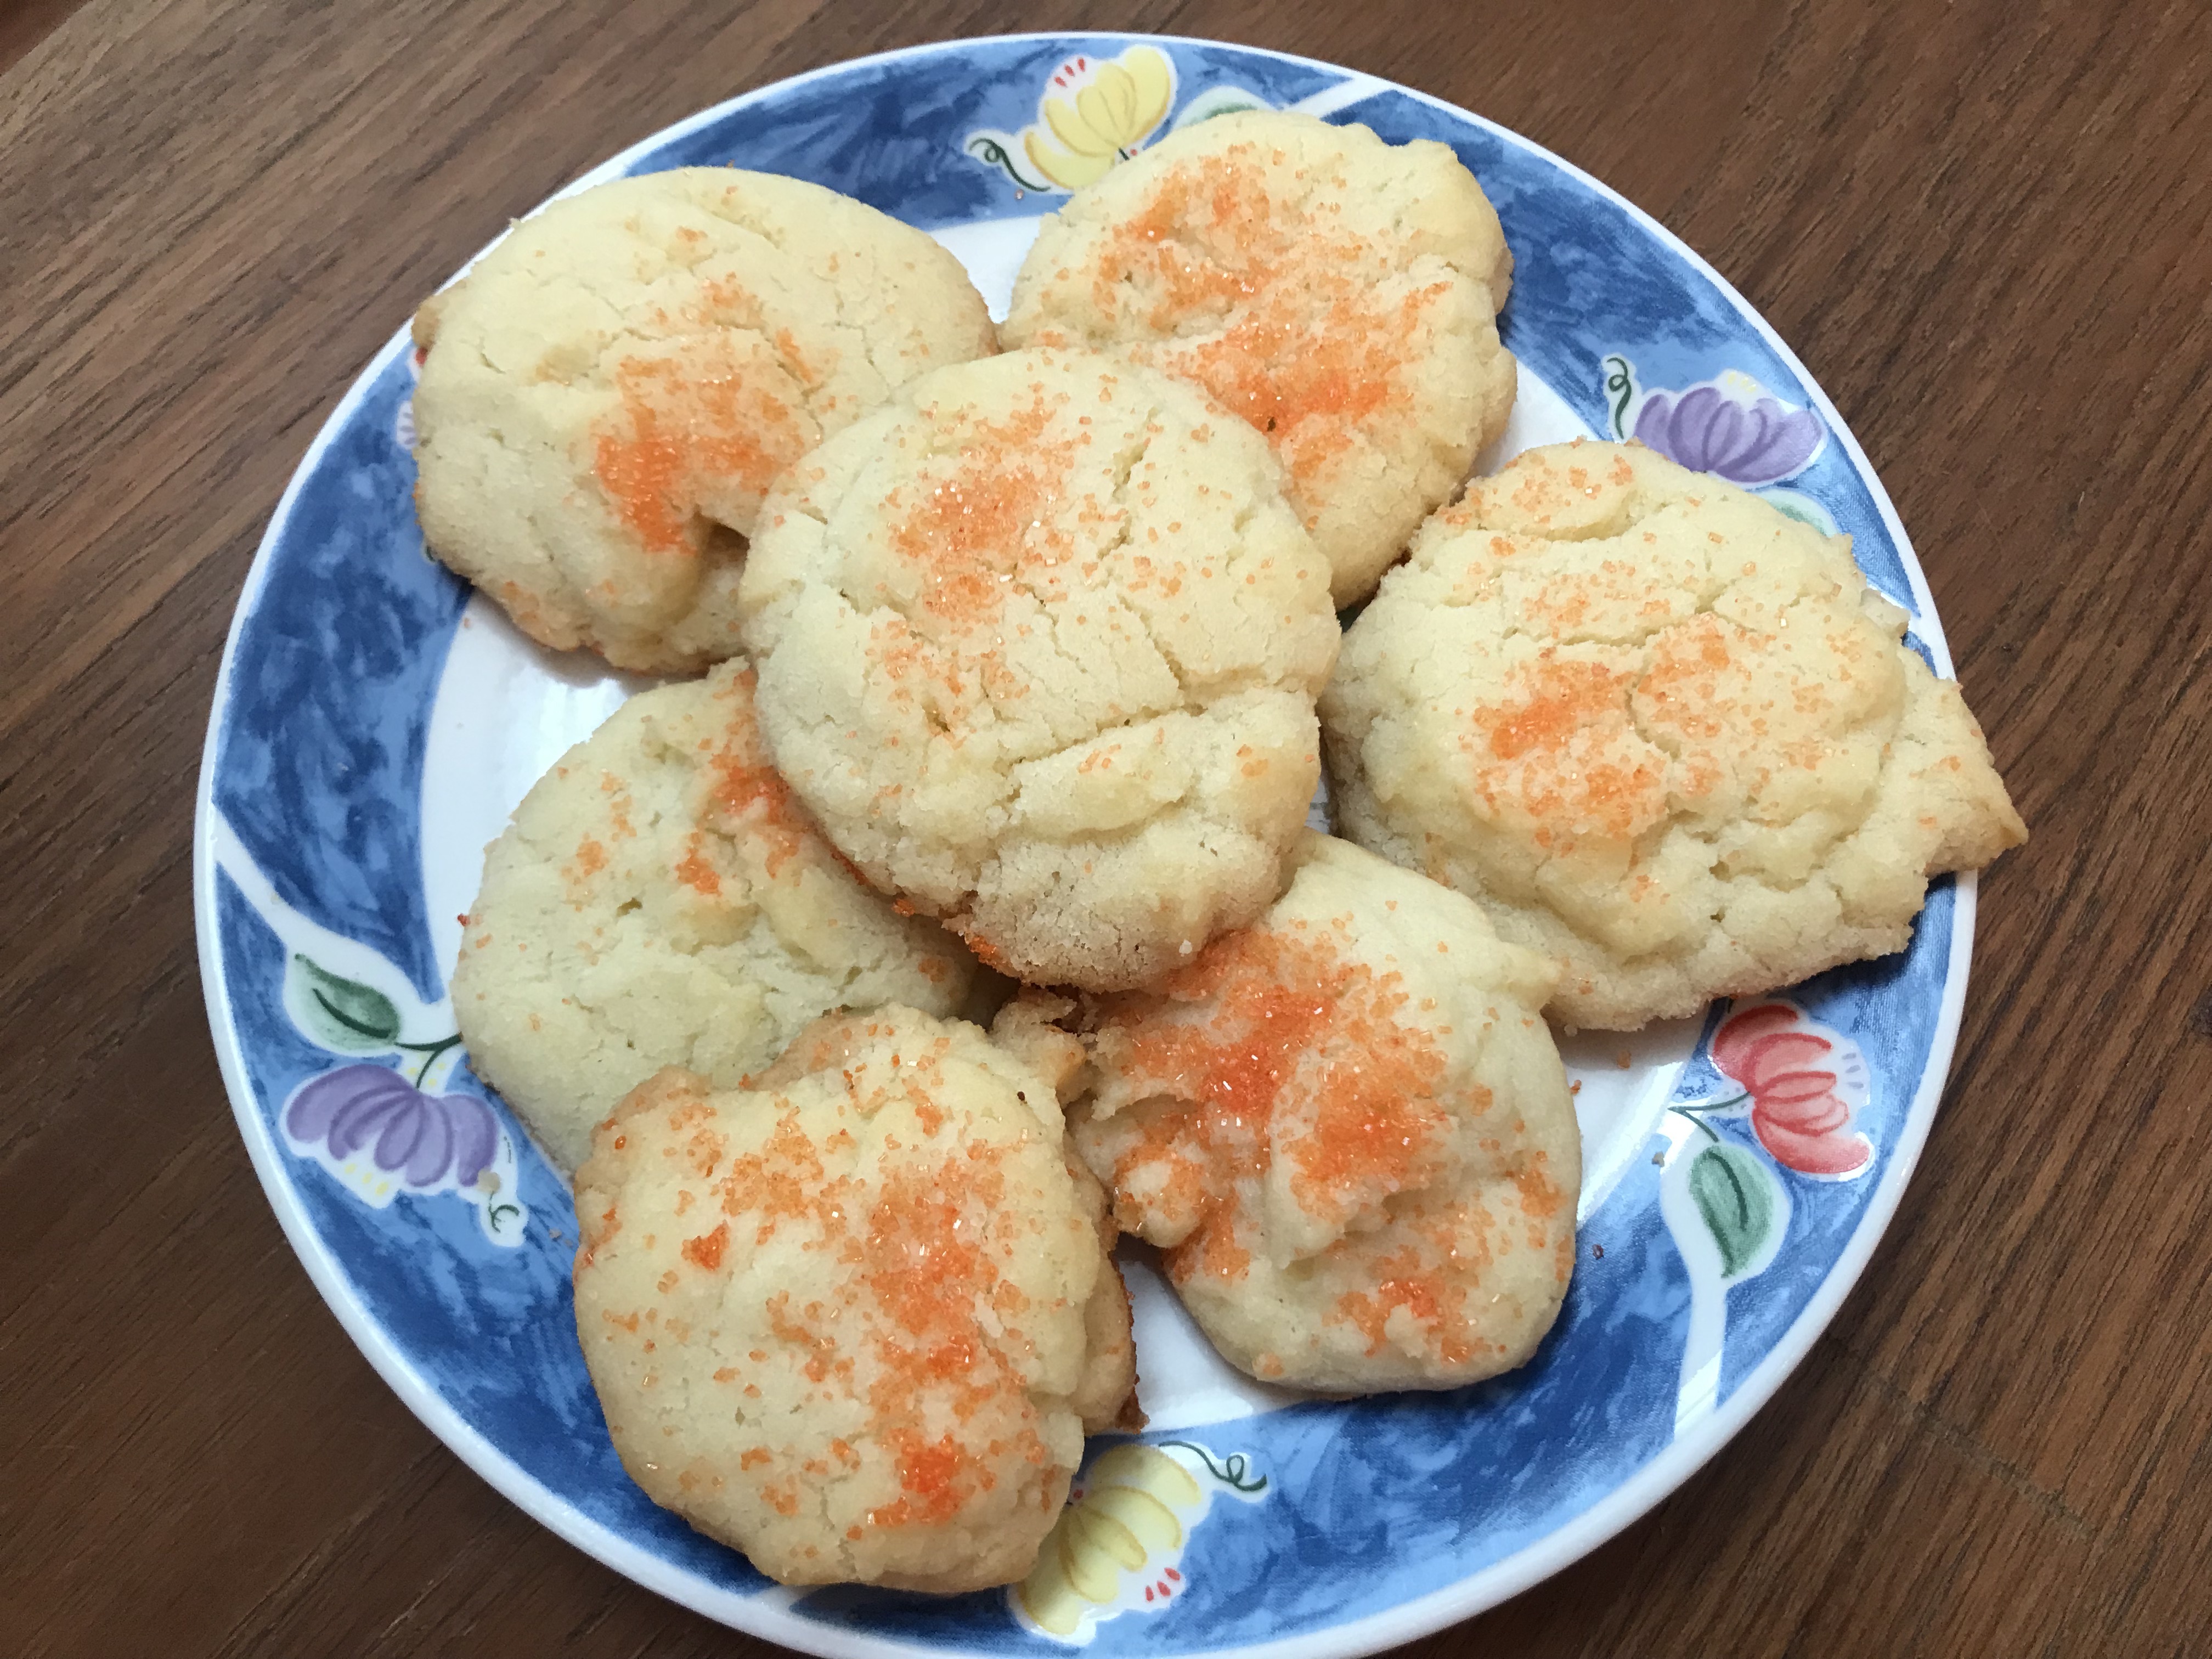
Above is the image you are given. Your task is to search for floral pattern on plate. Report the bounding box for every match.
[216,815,528,1244]
[1014,1442,1269,1644]
[965,46,1176,192]
[963,44,1277,195]
[1604,356,1826,487]
[1660,1000,1875,1433]
[197,34,1972,1659]
[1600,354,1840,533]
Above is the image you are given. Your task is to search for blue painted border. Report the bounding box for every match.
[200,35,1961,1658]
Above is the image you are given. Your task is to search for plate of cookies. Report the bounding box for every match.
[195,32,2025,1658]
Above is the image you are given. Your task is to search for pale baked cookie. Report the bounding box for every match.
[1002,110,1515,608]
[999,832,1579,1394]
[1323,440,2028,1029]
[411,168,996,674]
[451,659,983,1174]
[736,347,1341,992]
[1064,1153,1144,1433]
[572,1008,1128,1592]
[739,1011,1140,1437]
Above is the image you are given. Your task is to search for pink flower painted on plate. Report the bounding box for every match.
[1710,1003,1872,1177]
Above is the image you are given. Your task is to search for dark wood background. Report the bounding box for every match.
[4,0,2208,1653]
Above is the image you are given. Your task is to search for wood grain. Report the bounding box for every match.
[3,1,2207,1654]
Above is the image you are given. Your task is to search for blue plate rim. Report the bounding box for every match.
[193,31,1976,1658]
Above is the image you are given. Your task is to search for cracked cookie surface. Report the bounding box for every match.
[1002,110,1516,608]
[736,347,1340,991]
[573,1008,1124,1592]
[995,832,1577,1393]
[1322,440,2027,1028]
[411,168,996,674]
[451,659,982,1173]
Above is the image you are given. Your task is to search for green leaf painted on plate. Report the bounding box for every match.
[287,954,402,1052]
[1689,1142,1778,1278]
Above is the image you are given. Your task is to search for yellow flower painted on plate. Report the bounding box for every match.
[964,47,1179,195]
[1013,1441,1268,1641]
[1024,47,1176,190]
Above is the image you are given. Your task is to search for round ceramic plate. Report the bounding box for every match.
[195,33,1974,1659]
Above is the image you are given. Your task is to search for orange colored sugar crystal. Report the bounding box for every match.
[1465,654,1669,845]
[1082,147,1433,491]
[592,342,808,555]
[1098,923,1451,1283]
[884,397,1073,630]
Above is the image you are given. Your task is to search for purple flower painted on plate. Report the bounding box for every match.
[1632,380,1824,487]
[286,1064,499,1189]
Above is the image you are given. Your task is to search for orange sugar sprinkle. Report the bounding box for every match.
[674,831,721,895]
[681,1221,729,1271]
[951,920,1018,977]
[1168,1213,1252,1286]
[885,397,1072,628]
[861,1157,1002,1342]
[1088,151,1429,486]
[710,749,808,876]
[763,1480,802,1517]
[847,1146,1049,1525]
[718,1113,834,1240]
[1467,654,1669,844]
[714,1108,1053,1530]
[1515,1156,1565,1220]
[1633,613,1749,749]
[703,675,813,875]
[1480,657,1626,762]
[773,326,821,388]
[1104,924,1451,1273]
[1334,1259,1477,1366]
[891,1432,968,1520]
[592,345,808,555]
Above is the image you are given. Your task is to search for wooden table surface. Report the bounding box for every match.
[5,1,2209,1654]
